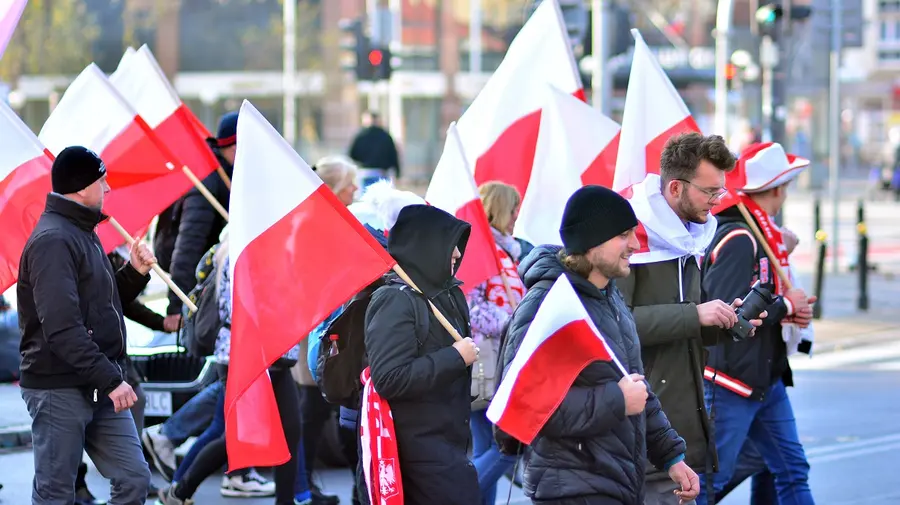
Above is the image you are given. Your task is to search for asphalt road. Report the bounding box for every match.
[1,339,897,504]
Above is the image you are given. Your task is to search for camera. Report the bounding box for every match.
[729,280,775,341]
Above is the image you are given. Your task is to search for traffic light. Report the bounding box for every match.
[367,46,393,81]
[756,3,813,29]
[338,18,372,80]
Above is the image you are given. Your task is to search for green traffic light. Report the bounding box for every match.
[755,4,782,25]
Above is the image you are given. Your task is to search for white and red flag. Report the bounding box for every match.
[515,86,620,246]
[487,274,628,445]
[0,101,53,292]
[0,0,26,60]
[425,122,500,293]
[226,100,396,470]
[37,63,180,250]
[613,29,700,194]
[456,0,583,198]
[110,44,219,182]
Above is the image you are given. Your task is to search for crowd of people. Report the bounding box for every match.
[13,108,818,505]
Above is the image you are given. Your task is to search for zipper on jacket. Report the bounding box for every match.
[94,242,126,354]
[678,256,686,302]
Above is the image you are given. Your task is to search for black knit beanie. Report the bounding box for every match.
[51,146,107,194]
[559,185,638,255]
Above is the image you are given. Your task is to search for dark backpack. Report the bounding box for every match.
[493,279,554,456]
[315,280,429,409]
[180,245,224,358]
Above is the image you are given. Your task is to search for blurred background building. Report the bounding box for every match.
[0,0,890,188]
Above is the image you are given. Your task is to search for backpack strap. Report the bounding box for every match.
[398,285,430,350]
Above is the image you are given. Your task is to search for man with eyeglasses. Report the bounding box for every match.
[617,132,765,505]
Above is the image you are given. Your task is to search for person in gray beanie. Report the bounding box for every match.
[17,145,156,504]
[497,185,699,505]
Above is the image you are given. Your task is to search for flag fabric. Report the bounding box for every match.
[359,367,404,505]
[0,0,27,60]
[0,100,53,292]
[456,0,583,198]
[613,29,700,194]
[425,122,500,293]
[110,44,219,182]
[37,63,178,251]
[515,86,620,246]
[626,174,717,266]
[487,274,628,445]
[226,100,396,470]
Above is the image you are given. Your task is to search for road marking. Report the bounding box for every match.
[804,432,900,465]
[805,432,900,456]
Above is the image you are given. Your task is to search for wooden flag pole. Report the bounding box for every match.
[735,202,793,290]
[498,270,519,310]
[108,217,198,312]
[180,166,230,221]
[391,264,464,342]
[217,166,232,190]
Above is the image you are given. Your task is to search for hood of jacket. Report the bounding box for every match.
[519,244,618,301]
[388,204,471,297]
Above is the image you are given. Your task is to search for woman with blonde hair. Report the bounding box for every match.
[312,155,359,206]
[467,181,531,505]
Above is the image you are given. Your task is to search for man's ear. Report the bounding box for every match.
[665,178,682,198]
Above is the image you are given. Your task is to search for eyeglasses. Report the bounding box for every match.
[676,179,728,204]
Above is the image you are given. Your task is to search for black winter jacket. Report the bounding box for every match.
[17,194,150,397]
[701,208,795,400]
[364,205,480,505]
[501,246,686,504]
[166,143,231,315]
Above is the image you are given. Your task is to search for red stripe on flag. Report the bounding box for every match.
[495,319,613,445]
[0,155,53,292]
[95,118,198,251]
[473,90,585,198]
[634,222,651,254]
[644,116,701,177]
[454,197,501,294]
[226,184,395,470]
[155,105,219,179]
[581,131,620,187]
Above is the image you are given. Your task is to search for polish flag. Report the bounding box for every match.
[110,44,219,182]
[0,101,53,292]
[613,29,700,194]
[515,86,621,246]
[426,122,500,294]
[226,100,396,470]
[38,63,184,251]
[487,274,628,445]
[456,0,584,198]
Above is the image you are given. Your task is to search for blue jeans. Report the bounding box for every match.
[471,408,516,505]
[22,387,151,504]
[717,439,777,504]
[698,380,814,505]
[172,380,226,483]
[160,379,221,446]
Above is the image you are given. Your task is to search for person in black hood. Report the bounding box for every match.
[17,146,156,504]
[363,204,482,505]
[500,186,698,505]
[160,111,237,332]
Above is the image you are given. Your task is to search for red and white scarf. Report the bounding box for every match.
[738,194,814,354]
[627,174,718,266]
[360,367,404,505]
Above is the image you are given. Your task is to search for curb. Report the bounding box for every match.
[810,329,899,355]
[0,423,31,452]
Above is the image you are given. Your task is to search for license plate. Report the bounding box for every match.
[144,391,173,417]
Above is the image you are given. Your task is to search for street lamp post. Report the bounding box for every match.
[283,0,297,147]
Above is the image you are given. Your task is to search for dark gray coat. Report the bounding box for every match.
[501,246,686,504]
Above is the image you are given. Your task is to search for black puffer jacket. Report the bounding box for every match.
[166,143,231,315]
[364,205,480,505]
[501,246,686,504]
[17,194,150,397]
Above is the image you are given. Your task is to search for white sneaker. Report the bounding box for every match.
[220,468,276,497]
[141,425,176,480]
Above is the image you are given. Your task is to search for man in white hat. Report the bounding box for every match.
[697,142,816,505]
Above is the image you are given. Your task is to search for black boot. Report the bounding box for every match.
[310,481,340,505]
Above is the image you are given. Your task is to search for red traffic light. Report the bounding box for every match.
[725,63,737,80]
[368,49,383,66]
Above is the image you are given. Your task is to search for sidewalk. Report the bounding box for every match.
[2,273,897,452]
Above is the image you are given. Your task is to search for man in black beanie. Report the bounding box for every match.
[498,185,700,505]
[17,145,156,504]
